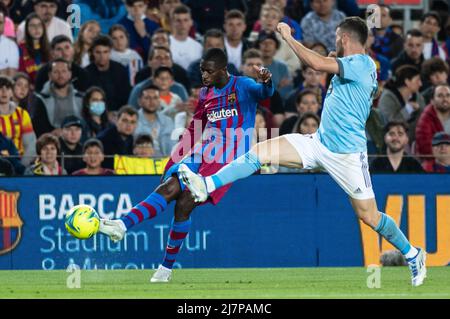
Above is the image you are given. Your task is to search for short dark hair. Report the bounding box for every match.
[125,0,146,6]
[337,16,368,46]
[202,48,228,69]
[134,134,154,148]
[204,28,224,41]
[298,111,320,129]
[36,133,60,155]
[384,121,409,135]
[406,28,423,38]
[140,83,160,97]
[295,88,319,106]
[90,35,113,51]
[431,84,450,99]
[225,9,245,21]
[13,72,31,84]
[242,48,262,64]
[48,58,72,72]
[109,24,130,40]
[421,57,449,81]
[117,105,138,119]
[83,138,104,153]
[0,76,14,89]
[421,11,441,25]
[148,45,172,61]
[153,66,174,78]
[172,4,191,16]
[50,35,72,50]
[392,65,421,88]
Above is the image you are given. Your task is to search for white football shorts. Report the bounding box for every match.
[284,133,375,200]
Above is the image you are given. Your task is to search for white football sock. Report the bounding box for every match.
[404,246,418,259]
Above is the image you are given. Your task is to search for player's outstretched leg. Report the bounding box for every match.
[180,136,303,202]
[351,198,426,287]
[151,191,196,283]
[99,177,181,241]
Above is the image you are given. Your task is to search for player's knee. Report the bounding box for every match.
[252,143,270,165]
[156,177,180,202]
[174,193,196,221]
[357,208,380,228]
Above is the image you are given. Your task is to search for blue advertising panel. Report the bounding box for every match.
[0,174,449,270]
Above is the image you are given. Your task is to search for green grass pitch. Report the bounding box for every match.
[0,267,449,299]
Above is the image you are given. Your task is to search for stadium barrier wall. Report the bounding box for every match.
[0,174,449,270]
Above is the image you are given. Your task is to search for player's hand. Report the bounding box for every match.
[328,51,337,58]
[253,65,272,83]
[276,22,292,40]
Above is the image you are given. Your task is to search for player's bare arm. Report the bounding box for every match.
[276,22,339,74]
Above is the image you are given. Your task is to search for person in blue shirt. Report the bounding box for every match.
[118,0,160,61]
[0,132,25,175]
[180,17,427,288]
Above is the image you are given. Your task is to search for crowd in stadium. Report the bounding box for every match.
[0,0,449,176]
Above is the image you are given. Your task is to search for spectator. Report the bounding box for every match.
[0,1,15,38]
[133,133,155,157]
[422,132,450,172]
[295,111,320,134]
[134,44,191,92]
[81,86,111,139]
[280,89,320,135]
[16,0,73,43]
[153,66,182,120]
[172,84,201,141]
[59,115,84,174]
[187,29,240,87]
[391,29,424,73]
[134,84,174,157]
[224,9,251,71]
[369,4,404,60]
[31,58,83,137]
[253,109,268,144]
[35,35,92,93]
[118,0,159,61]
[240,48,285,128]
[109,24,144,86]
[72,138,114,175]
[150,27,170,48]
[366,31,391,89]
[85,35,132,116]
[168,4,202,70]
[303,0,360,17]
[420,57,449,103]
[0,5,19,77]
[255,30,292,98]
[128,46,188,108]
[97,105,138,169]
[250,4,300,76]
[157,0,182,33]
[18,13,50,83]
[24,132,67,175]
[0,157,14,176]
[285,64,326,118]
[415,84,450,157]
[370,121,424,173]
[378,65,425,142]
[0,76,36,166]
[0,132,25,175]
[260,0,302,41]
[420,11,447,61]
[73,20,101,67]
[300,0,346,52]
[12,72,32,111]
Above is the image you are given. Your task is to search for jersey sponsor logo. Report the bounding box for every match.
[207,108,239,122]
[0,190,24,255]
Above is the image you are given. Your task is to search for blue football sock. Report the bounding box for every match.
[162,218,192,269]
[120,192,167,230]
[206,150,261,192]
[374,212,412,255]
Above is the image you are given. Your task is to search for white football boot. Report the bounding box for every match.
[98,219,126,242]
[407,248,427,287]
[178,164,208,202]
[150,265,172,283]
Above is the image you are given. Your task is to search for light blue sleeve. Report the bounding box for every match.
[336,55,372,83]
[240,77,274,102]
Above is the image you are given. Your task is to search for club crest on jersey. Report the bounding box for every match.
[0,190,23,255]
[227,93,236,104]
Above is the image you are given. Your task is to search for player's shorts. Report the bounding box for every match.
[284,133,375,200]
[162,154,232,205]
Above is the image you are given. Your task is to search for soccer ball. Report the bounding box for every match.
[65,205,100,239]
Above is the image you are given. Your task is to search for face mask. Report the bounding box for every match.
[89,101,106,116]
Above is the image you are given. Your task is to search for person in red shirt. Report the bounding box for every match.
[72,138,115,176]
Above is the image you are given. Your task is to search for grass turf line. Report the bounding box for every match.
[0,267,449,299]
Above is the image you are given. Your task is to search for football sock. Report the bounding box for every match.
[204,150,261,193]
[120,192,167,229]
[373,212,414,256]
[162,218,191,269]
